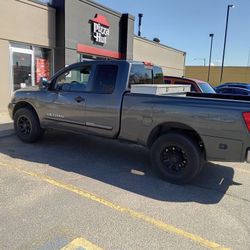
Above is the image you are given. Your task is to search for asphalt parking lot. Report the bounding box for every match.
[0,131,250,250]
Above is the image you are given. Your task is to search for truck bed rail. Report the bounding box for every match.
[187,92,250,101]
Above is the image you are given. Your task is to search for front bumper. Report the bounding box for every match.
[246,149,250,163]
[8,103,15,120]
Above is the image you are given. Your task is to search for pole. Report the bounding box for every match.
[220,5,234,83]
[138,13,143,36]
[247,47,250,67]
[207,33,214,82]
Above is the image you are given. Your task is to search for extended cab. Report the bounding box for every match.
[8,60,250,184]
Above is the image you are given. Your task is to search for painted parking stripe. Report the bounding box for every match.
[60,237,102,250]
[0,162,230,250]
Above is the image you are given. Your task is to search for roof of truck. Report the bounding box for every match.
[164,76,209,84]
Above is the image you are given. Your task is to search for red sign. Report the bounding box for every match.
[90,14,110,45]
[90,14,110,27]
[36,58,50,84]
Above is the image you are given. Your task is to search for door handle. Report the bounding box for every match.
[74,96,85,103]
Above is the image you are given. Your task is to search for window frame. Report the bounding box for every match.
[91,64,119,95]
[232,88,249,95]
[218,87,233,94]
[51,63,119,95]
[10,42,53,93]
[153,66,164,85]
[128,64,153,88]
[53,65,93,93]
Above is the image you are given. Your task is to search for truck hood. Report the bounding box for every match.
[15,86,40,93]
[11,86,47,104]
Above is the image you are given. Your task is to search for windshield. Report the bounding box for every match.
[198,82,216,93]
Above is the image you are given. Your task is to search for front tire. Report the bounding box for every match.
[14,108,44,143]
[151,133,202,184]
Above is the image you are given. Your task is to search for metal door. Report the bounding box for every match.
[10,47,34,91]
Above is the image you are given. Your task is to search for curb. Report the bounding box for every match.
[0,121,14,138]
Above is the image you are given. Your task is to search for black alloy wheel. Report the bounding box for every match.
[160,146,188,174]
[151,132,202,184]
[17,116,32,136]
[14,108,44,143]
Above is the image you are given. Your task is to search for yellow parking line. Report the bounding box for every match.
[0,162,230,250]
[60,237,102,250]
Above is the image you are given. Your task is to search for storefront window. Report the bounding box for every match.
[30,0,52,5]
[34,47,52,84]
[11,43,52,91]
[12,51,32,91]
[80,54,109,61]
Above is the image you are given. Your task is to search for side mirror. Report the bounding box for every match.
[39,77,50,88]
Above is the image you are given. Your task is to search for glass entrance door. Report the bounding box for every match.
[11,48,34,91]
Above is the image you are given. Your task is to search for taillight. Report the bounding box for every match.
[242,112,250,132]
[143,61,153,69]
[143,61,153,66]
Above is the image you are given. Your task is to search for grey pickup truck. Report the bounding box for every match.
[8,60,250,184]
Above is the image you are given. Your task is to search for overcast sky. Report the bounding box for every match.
[96,0,250,66]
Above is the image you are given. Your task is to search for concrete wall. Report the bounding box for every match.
[0,0,55,47]
[185,66,250,86]
[133,36,186,77]
[0,0,55,112]
[0,40,11,112]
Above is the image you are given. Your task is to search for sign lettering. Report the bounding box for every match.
[90,14,110,45]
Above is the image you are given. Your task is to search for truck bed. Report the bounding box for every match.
[119,92,250,162]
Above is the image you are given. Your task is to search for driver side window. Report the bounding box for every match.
[55,66,92,92]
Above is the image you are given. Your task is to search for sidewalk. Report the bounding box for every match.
[0,112,14,137]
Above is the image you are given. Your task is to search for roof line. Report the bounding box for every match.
[134,35,186,54]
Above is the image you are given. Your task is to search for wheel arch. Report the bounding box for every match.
[147,122,206,159]
[13,101,40,122]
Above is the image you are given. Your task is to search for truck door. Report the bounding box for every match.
[82,63,122,138]
[44,64,93,131]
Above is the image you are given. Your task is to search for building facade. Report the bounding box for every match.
[133,36,186,77]
[0,0,185,112]
[0,0,56,111]
[52,0,134,72]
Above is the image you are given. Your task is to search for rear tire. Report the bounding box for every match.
[14,108,44,143]
[151,133,202,184]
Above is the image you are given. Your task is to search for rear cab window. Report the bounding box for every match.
[128,63,163,88]
[129,64,152,88]
[153,66,164,84]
